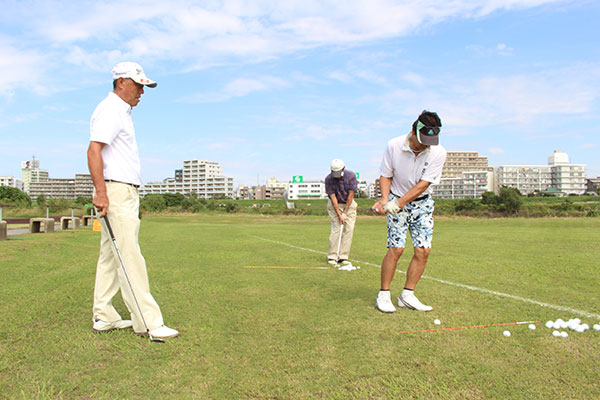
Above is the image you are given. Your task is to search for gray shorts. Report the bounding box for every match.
[387,193,435,248]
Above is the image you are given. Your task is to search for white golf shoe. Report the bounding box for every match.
[397,291,433,312]
[93,319,133,333]
[376,291,396,313]
[146,325,179,339]
[327,259,338,266]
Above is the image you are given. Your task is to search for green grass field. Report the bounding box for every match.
[1,215,599,399]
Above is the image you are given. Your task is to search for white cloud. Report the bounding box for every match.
[180,76,288,103]
[0,0,569,92]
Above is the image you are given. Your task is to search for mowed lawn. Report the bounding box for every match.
[1,215,599,399]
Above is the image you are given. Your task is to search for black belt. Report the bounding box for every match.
[413,194,430,202]
[390,191,430,202]
[105,179,140,189]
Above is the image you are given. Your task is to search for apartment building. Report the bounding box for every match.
[28,174,93,201]
[442,151,493,178]
[433,171,494,199]
[287,181,326,200]
[495,150,586,195]
[21,160,49,193]
[140,159,234,198]
[0,176,24,191]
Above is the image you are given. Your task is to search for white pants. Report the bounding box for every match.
[93,182,164,333]
[327,199,357,260]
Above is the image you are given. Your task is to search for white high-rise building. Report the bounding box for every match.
[495,150,585,195]
[140,159,234,198]
[547,150,586,194]
[21,159,49,193]
[0,176,24,192]
[287,181,326,200]
[433,171,494,199]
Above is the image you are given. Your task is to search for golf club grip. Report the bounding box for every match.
[103,215,116,240]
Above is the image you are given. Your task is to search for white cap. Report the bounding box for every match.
[330,159,345,177]
[112,62,157,88]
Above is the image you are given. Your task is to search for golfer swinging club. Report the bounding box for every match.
[325,159,358,266]
[372,110,446,312]
[87,62,178,339]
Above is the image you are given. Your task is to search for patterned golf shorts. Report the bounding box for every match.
[387,194,435,248]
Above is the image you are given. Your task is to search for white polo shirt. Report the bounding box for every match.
[379,133,447,197]
[90,92,142,186]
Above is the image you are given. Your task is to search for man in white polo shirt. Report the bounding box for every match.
[372,110,446,313]
[87,62,178,339]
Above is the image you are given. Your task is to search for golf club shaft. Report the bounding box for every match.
[102,215,156,341]
[335,222,344,261]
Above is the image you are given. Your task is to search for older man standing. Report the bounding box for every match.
[87,62,178,339]
[325,159,358,266]
[372,111,446,313]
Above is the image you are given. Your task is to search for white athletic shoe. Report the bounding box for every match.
[397,292,433,312]
[93,319,133,332]
[147,325,179,339]
[376,291,396,313]
[327,259,337,266]
[338,260,352,266]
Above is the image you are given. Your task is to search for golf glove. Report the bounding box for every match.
[383,199,401,214]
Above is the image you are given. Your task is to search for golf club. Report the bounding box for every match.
[102,215,164,343]
[334,221,344,266]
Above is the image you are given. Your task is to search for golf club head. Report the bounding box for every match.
[149,336,165,343]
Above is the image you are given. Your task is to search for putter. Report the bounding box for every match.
[334,222,344,266]
[102,215,164,343]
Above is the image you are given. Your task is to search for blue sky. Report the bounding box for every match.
[1,0,599,187]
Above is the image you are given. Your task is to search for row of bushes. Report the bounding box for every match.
[2,186,598,218]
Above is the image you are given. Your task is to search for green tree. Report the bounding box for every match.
[75,196,92,206]
[0,186,31,206]
[454,198,478,212]
[141,194,167,212]
[480,191,498,205]
[498,186,522,214]
[36,194,46,206]
[163,193,185,208]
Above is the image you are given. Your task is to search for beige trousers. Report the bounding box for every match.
[327,199,357,261]
[93,182,164,333]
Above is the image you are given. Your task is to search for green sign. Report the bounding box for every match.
[356,172,360,179]
[292,176,303,183]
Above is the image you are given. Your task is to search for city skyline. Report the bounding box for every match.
[1,1,599,187]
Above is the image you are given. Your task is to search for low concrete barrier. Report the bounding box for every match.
[29,218,55,233]
[60,217,81,230]
[0,221,7,241]
[82,216,94,226]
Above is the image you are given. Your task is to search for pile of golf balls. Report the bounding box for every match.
[544,318,599,338]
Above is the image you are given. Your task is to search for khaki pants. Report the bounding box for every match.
[327,199,357,261]
[93,182,164,333]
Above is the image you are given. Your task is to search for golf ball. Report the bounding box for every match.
[433,319,441,325]
[545,320,553,329]
[503,330,511,337]
[560,331,569,338]
[552,321,561,329]
[559,321,568,329]
[528,324,536,330]
[593,324,600,331]
[576,326,585,333]
[552,330,561,337]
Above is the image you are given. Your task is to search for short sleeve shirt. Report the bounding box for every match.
[325,170,358,203]
[89,92,142,186]
[379,133,447,197]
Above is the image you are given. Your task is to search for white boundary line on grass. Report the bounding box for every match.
[250,235,600,319]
